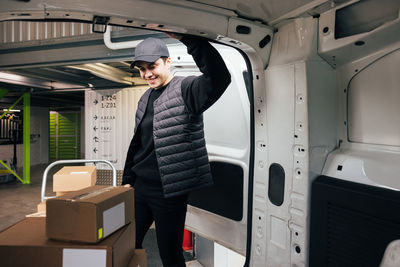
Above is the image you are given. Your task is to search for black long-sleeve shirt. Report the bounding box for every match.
[122,36,231,186]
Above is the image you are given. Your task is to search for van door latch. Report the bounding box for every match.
[92,16,110,33]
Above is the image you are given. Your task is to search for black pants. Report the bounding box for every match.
[134,179,188,267]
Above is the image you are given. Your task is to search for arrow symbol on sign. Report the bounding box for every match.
[93,115,98,120]
[93,148,98,153]
[93,99,98,105]
[94,136,99,142]
[93,126,98,131]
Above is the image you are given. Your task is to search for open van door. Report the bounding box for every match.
[168,43,252,255]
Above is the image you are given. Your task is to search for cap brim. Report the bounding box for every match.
[130,55,162,68]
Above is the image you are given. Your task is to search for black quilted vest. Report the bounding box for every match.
[135,76,213,197]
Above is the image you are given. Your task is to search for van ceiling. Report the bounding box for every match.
[186,0,350,23]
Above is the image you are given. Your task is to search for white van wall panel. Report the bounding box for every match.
[264,64,295,267]
[261,17,336,267]
[307,60,337,176]
[268,17,319,66]
[323,46,400,191]
[318,6,400,67]
[332,41,400,148]
[214,242,245,267]
[323,148,400,191]
[348,49,400,146]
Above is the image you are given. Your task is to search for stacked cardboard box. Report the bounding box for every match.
[0,217,134,267]
[47,186,134,243]
[36,166,97,214]
[53,166,97,192]
[0,185,146,267]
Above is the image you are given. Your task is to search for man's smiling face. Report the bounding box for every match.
[136,57,172,89]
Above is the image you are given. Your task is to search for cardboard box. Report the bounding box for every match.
[38,191,82,215]
[53,166,96,192]
[0,217,134,267]
[26,211,46,217]
[46,186,134,243]
[128,249,147,267]
[56,191,72,197]
[37,200,46,213]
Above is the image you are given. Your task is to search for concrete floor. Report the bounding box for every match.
[0,164,51,231]
[0,164,194,267]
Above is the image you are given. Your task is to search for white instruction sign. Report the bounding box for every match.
[86,90,118,164]
[85,87,148,170]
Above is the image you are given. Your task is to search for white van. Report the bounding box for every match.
[0,1,399,266]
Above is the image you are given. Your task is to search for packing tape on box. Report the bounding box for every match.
[67,187,114,202]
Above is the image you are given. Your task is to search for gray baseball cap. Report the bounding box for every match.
[130,37,169,68]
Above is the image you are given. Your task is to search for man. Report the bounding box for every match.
[122,33,231,267]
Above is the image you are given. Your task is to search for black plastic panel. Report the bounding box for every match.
[268,163,285,206]
[335,0,400,39]
[188,161,243,221]
[259,35,271,48]
[310,176,400,267]
[236,25,251,34]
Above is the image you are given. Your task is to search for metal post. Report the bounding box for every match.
[0,160,23,183]
[23,93,30,184]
